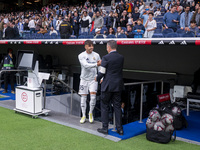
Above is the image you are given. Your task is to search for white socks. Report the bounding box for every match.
[80,95,87,117]
[89,94,96,114]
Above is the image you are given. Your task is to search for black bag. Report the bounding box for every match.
[146,107,176,144]
[146,128,173,144]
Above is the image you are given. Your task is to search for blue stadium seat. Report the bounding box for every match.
[86,35,94,39]
[100,28,107,34]
[154,29,162,33]
[157,23,163,30]
[113,28,117,33]
[44,33,50,39]
[81,32,88,35]
[51,33,57,39]
[106,34,116,38]
[152,33,164,38]
[162,28,174,34]
[78,35,86,39]
[89,29,95,35]
[96,35,104,38]
[117,34,127,38]
[182,32,195,37]
[155,18,163,23]
[69,36,77,39]
[121,27,127,32]
[165,33,179,38]
[35,33,44,39]
[197,33,200,37]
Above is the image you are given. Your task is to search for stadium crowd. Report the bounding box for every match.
[0,0,200,39]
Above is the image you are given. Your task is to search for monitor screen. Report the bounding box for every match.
[17,50,37,70]
[19,53,33,68]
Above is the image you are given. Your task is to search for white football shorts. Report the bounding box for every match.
[78,79,98,95]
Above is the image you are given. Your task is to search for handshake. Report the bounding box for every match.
[97,60,101,66]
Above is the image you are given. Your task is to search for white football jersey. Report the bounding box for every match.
[78,51,101,81]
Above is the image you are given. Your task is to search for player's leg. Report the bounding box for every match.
[88,80,98,123]
[79,80,88,124]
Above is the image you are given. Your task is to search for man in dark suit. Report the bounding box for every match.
[96,40,124,135]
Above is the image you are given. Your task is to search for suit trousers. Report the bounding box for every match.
[4,72,15,91]
[101,91,122,130]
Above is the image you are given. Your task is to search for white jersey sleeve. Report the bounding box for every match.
[78,53,97,69]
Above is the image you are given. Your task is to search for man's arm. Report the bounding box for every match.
[78,55,97,69]
[97,56,107,83]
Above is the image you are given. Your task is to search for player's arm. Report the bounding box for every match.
[78,55,97,69]
[97,56,107,83]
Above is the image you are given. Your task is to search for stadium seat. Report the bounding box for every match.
[100,28,107,34]
[81,32,88,35]
[35,33,44,39]
[51,33,57,39]
[157,23,163,30]
[44,33,50,39]
[78,35,86,39]
[122,27,127,32]
[113,28,117,33]
[197,33,200,37]
[155,18,163,23]
[106,34,116,38]
[182,32,195,37]
[162,28,174,35]
[176,28,185,37]
[154,29,162,33]
[86,35,94,39]
[164,32,179,38]
[152,33,164,38]
[89,29,95,35]
[117,34,127,38]
[96,35,104,38]
[69,36,77,39]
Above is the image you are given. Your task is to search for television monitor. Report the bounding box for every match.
[17,50,38,70]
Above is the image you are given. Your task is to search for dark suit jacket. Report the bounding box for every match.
[97,51,124,92]
[5,26,15,39]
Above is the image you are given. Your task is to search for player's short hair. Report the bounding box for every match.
[85,40,93,46]
[107,40,117,49]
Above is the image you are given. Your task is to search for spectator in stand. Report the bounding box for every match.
[190,2,196,12]
[93,4,99,13]
[79,11,91,33]
[180,5,193,31]
[144,12,157,38]
[116,5,122,17]
[105,27,115,36]
[120,10,128,27]
[113,12,121,28]
[149,3,155,12]
[49,26,58,35]
[125,24,134,38]
[37,27,47,34]
[134,1,140,10]
[111,3,117,11]
[49,16,56,29]
[191,7,200,29]
[139,1,145,13]
[35,15,42,32]
[0,17,4,39]
[28,17,36,34]
[73,12,80,36]
[189,20,199,36]
[2,24,7,39]
[100,3,106,14]
[177,6,184,15]
[165,0,172,12]
[132,7,140,22]
[126,0,133,13]
[5,22,15,39]
[154,8,161,17]
[155,0,162,10]
[92,11,104,29]
[13,21,20,39]
[106,11,114,30]
[127,13,134,26]
[56,16,63,31]
[88,8,94,18]
[4,15,9,24]
[139,6,150,26]
[180,0,188,8]
[18,18,23,38]
[115,26,124,37]
[59,17,73,39]
[23,19,29,31]
[163,5,180,32]
[133,18,145,33]
[94,28,106,38]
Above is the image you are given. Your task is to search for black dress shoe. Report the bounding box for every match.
[97,128,108,134]
[117,130,124,135]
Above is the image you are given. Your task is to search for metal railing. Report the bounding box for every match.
[124,80,164,123]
